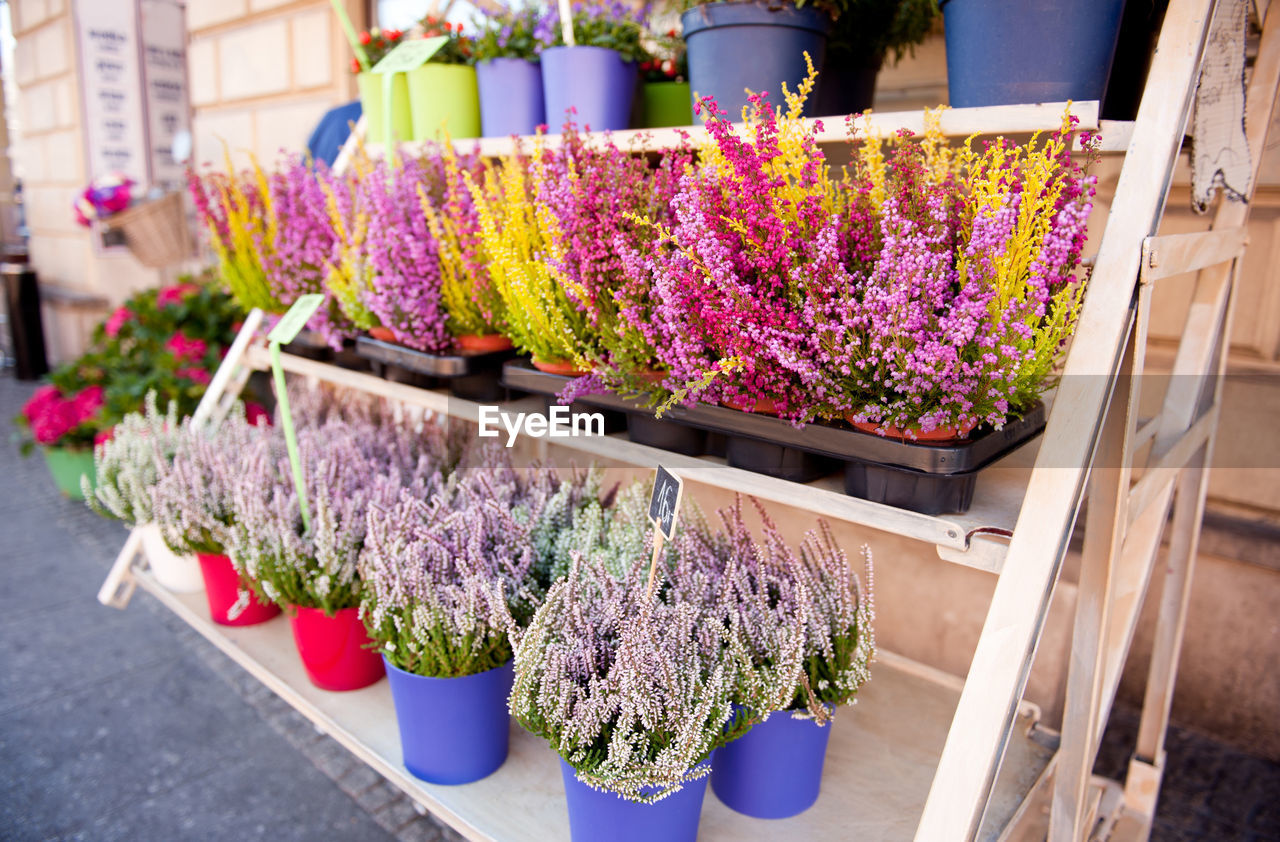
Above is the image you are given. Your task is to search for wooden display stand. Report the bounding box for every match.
[100,1,1280,838]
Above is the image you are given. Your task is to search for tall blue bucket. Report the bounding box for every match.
[559,756,712,842]
[710,710,834,818]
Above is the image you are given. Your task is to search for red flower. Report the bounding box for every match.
[388,29,402,40]
[424,14,438,25]
[71,385,105,420]
[156,283,198,309]
[244,401,272,427]
[358,30,372,45]
[104,306,131,338]
[23,385,61,422]
[95,426,116,447]
[176,367,211,386]
[667,28,678,38]
[165,333,208,363]
[424,28,440,38]
[350,57,361,74]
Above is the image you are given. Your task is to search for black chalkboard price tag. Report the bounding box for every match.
[645,466,684,598]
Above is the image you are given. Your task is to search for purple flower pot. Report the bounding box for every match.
[383,657,514,785]
[710,710,833,818]
[541,46,636,132]
[477,57,546,138]
[559,756,711,842]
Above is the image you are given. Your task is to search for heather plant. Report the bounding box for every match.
[152,409,273,556]
[543,0,647,64]
[835,111,1098,434]
[360,454,598,677]
[633,64,855,422]
[706,498,875,723]
[225,416,449,614]
[86,393,180,525]
[322,161,377,332]
[510,549,736,802]
[467,143,593,366]
[472,3,550,62]
[420,146,507,340]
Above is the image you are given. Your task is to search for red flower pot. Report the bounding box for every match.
[532,357,586,377]
[288,605,385,691]
[196,553,281,627]
[368,326,399,343]
[846,416,978,444]
[456,333,514,353]
[721,396,779,414]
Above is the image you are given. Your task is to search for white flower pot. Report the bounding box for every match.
[138,522,203,593]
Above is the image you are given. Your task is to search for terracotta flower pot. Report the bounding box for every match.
[532,357,586,377]
[636,368,669,386]
[368,326,399,344]
[457,333,514,354]
[847,416,978,444]
[721,396,778,414]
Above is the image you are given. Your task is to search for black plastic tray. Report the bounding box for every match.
[355,336,515,402]
[502,360,1046,514]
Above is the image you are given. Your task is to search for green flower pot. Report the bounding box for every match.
[43,446,96,500]
[641,81,693,128]
[407,64,481,142]
[357,71,413,145]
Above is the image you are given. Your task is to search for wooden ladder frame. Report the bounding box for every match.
[918,1,1280,839]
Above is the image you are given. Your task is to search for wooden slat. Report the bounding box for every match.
[367,101,1100,159]
[915,2,1216,838]
[1126,407,1217,526]
[1139,227,1249,283]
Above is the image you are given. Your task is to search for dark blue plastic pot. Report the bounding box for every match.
[710,710,833,818]
[477,57,546,138]
[541,46,636,132]
[559,756,712,842]
[383,657,514,785]
[942,0,1127,107]
[682,1,830,120]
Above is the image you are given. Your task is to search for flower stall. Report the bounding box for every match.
[91,1,1280,840]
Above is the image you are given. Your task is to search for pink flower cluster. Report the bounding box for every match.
[165,332,208,363]
[22,385,105,446]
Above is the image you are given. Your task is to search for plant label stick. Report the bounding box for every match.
[267,294,325,534]
[328,0,370,71]
[557,0,575,46]
[371,36,448,149]
[645,465,684,598]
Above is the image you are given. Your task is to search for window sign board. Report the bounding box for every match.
[139,0,190,191]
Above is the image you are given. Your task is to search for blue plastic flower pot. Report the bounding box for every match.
[383,657,514,785]
[559,756,712,842]
[710,710,834,818]
[682,1,830,120]
[477,57,546,138]
[541,45,636,132]
[941,0,1127,108]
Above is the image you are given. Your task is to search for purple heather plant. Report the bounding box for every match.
[359,451,601,677]
[224,415,450,614]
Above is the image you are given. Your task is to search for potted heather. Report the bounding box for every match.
[407,17,481,141]
[225,416,447,691]
[679,0,837,119]
[86,395,203,593]
[352,26,412,144]
[510,546,736,842]
[473,3,550,137]
[540,1,644,131]
[706,501,875,818]
[638,28,692,128]
[152,410,281,626]
[359,459,592,784]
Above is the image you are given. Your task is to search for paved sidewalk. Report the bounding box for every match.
[1,371,1277,841]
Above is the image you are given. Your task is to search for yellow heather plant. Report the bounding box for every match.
[466,144,591,366]
[323,156,376,331]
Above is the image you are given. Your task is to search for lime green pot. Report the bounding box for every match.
[43,446,96,500]
[407,64,481,141]
[357,72,413,144]
[641,81,693,128]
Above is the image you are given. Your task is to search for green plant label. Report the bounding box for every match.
[648,465,683,540]
[371,36,447,74]
[267,294,324,345]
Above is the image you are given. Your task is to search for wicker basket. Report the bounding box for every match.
[106,192,193,268]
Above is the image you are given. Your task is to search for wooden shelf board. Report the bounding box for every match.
[252,347,1036,574]
[366,100,1107,159]
[131,569,1057,842]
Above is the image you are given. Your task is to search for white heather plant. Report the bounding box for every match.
[510,538,737,804]
[151,408,272,556]
[709,498,876,725]
[225,415,449,615]
[86,392,180,525]
[359,451,599,678]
